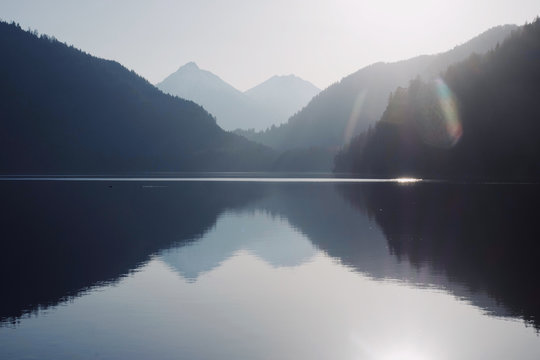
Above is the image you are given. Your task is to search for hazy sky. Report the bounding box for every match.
[1,0,538,90]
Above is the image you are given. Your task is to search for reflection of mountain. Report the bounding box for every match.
[0,181,262,323]
[242,183,528,324]
[339,183,540,329]
[3,181,539,332]
[250,183,406,279]
[160,211,317,281]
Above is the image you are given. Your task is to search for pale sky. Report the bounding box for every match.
[1,0,538,90]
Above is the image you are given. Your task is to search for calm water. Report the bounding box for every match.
[0,179,539,359]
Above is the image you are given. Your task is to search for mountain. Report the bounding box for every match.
[244,74,320,129]
[156,64,319,131]
[156,62,258,131]
[334,19,540,180]
[0,22,275,174]
[241,24,518,152]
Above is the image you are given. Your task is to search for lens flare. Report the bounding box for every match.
[415,78,462,148]
[344,89,368,144]
[433,78,462,147]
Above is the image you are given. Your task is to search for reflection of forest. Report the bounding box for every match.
[340,182,540,329]
[0,181,263,323]
[2,181,539,331]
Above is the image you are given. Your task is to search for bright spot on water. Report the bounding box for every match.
[394,177,421,183]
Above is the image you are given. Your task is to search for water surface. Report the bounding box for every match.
[0,180,539,359]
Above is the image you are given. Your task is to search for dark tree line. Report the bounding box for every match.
[239,25,516,153]
[335,18,540,180]
[0,22,274,174]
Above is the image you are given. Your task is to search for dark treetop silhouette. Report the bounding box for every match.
[335,19,540,180]
[0,22,275,174]
[238,25,516,153]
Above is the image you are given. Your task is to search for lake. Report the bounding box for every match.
[0,178,539,359]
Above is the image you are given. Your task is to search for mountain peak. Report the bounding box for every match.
[267,74,305,83]
[246,74,320,94]
[179,61,199,71]
[272,74,295,79]
[157,64,319,131]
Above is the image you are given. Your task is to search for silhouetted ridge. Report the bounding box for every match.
[157,64,319,131]
[241,25,517,154]
[335,19,540,180]
[183,61,199,69]
[0,22,274,173]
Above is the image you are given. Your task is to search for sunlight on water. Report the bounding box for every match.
[394,177,422,183]
[351,331,434,360]
[0,176,423,184]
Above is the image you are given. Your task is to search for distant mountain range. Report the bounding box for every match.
[335,19,540,180]
[3,18,537,177]
[0,22,274,174]
[156,63,319,131]
[244,74,320,129]
[238,24,518,154]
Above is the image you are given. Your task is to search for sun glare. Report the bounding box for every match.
[394,177,421,183]
[344,90,368,144]
[381,348,429,360]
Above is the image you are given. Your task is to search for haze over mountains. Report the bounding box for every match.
[244,75,321,129]
[156,63,320,131]
[335,19,540,180]
[2,17,540,178]
[238,24,518,153]
[0,22,274,174]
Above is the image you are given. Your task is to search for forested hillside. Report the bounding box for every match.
[0,22,274,174]
[335,19,540,180]
[241,25,517,151]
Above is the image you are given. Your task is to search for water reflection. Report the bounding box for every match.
[1,180,539,359]
[341,182,540,328]
[0,181,263,323]
[160,210,317,280]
